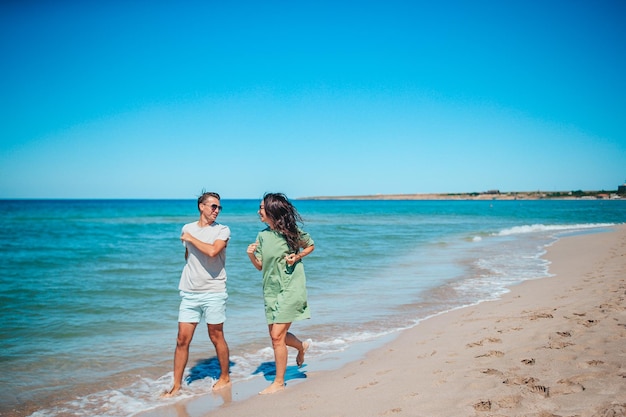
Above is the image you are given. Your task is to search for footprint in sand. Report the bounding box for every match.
[545,340,574,349]
[593,403,626,417]
[355,380,379,390]
[472,400,491,411]
[524,378,585,398]
[552,379,585,395]
[503,376,538,386]
[529,384,550,398]
[466,337,502,348]
[599,302,624,313]
[481,368,504,377]
[529,312,554,320]
[402,392,419,400]
[499,374,566,400]
[475,350,504,358]
[494,395,522,409]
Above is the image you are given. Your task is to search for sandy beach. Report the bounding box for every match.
[146,225,626,417]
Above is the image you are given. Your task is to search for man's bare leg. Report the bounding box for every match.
[162,322,197,397]
[207,323,231,390]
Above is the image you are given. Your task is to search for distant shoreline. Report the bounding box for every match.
[298,190,623,201]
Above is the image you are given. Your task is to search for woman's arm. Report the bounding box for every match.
[285,244,314,266]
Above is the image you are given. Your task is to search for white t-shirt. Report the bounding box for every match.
[178,221,230,293]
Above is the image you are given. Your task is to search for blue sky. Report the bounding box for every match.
[1,1,625,199]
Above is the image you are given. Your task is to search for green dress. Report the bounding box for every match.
[254,227,313,324]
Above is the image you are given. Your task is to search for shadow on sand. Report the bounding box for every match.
[252,361,308,385]
[185,357,235,384]
[185,357,307,387]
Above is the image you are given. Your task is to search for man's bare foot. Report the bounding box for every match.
[296,339,311,368]
[212,378,231,391]
[160,386,181,398]
[259,382,285,395]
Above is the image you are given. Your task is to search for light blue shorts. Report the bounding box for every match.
[178,291,228,325]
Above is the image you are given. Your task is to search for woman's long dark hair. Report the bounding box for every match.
[262,192,304,252]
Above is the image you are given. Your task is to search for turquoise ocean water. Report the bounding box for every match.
[1,199,624,416]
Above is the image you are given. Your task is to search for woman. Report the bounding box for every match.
[246,192,314,395]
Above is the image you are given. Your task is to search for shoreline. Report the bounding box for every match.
[145,224,626,417]
[297,191,623,201]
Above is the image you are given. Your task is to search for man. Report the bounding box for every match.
[163,192,231,396]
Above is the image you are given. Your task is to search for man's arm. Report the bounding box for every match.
[181,233,228,257]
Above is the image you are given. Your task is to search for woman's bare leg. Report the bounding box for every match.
[260,323,291,394]
[285,332,309,367]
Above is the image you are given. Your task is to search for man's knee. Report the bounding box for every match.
[208,324,225,342]
[176,334,193,348]
[176,323,197,348]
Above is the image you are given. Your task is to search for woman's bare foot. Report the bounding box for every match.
[296,339,311,368]
[160,386,181,398]
[212,378,231,391]
[259,382,285,395]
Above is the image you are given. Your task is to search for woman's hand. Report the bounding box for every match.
[246,242,258,255]
[247,242,262,270]
[285,253,299,266]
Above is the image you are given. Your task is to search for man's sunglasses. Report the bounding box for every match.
[203,203,223,212]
